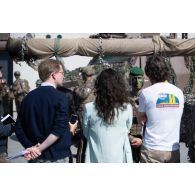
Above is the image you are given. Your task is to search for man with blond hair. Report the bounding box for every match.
[15,59,77,163]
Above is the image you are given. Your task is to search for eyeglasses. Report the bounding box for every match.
[57,71,64,75]
[51,70,64,79]
[52,71,64,76]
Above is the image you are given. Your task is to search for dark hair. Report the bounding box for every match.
[95,68,130,124]
[38,59,64,81]
[145,55,170,84]
[14,71,20,76]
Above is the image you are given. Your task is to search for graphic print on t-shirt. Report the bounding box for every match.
[156,93,179,108]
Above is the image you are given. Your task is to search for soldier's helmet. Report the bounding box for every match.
[14,71,21,77]
[80,66,96,82]
[81,66,96,77]
[129,67,144,77]
[36,79,42,87]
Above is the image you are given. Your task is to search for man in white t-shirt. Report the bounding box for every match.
[138,55,184,163]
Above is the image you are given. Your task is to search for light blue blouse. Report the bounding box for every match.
[82,102,133,163]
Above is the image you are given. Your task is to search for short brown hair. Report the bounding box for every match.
[38,59,64,81]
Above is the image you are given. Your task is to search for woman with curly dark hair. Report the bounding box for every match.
[82,68,133,163]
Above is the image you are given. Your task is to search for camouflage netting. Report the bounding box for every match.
[180,95,195,162]
[180,57,195,162]
[63,52,135,90]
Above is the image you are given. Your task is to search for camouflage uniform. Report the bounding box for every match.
[1,79,14,115]
[35,79,42,88]
[0,70,13,116]
[128,67,145,163]
[74,66,97,163]
[74,66,97,107]
[12,71,30,114]
[129,97,143,134]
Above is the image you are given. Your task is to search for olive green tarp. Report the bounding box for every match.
[6,36,195,61]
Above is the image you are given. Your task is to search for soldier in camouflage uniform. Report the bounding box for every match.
[128,67,145,163]
[35,79,42,88]
[74,65,97,163]
[74,66,97,106]
[12,71,30,114]
[1,78,14,115]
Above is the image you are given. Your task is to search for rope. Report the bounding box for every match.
[152,35,165,54]
[54,38,65,65]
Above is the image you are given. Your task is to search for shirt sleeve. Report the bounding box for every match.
[51,95,70,137]
[138,91,146,113]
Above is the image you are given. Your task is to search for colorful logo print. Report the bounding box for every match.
[156,93,179,108]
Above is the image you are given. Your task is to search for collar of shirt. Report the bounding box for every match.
[41,82,56,88]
